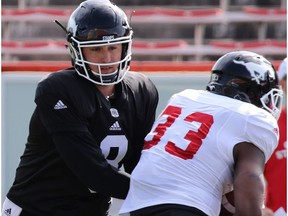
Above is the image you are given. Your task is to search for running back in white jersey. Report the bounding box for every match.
[120,89,279,216]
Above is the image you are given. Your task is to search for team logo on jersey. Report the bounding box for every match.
[110,108,119,118]
[233,59,273,84]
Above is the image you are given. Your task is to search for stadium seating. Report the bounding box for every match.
[3,38,286,62]
[1,0,287,61]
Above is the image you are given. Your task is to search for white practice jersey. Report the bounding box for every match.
[120,89,279,216]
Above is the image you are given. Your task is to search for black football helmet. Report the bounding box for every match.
[207,50,283,119]
[66,0,133,85]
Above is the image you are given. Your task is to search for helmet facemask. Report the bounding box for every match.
[69,34,132,85]
[260,87,283,120]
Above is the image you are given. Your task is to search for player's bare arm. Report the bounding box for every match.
[233,142,266,216]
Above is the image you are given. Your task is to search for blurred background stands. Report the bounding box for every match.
[1,0,287,62]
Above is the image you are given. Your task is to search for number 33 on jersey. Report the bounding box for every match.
[144,105,214,160]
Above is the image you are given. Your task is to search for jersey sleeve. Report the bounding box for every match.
[245,111,279,162]
[35,92,89,133]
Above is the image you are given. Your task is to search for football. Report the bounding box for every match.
[219,190,235,216]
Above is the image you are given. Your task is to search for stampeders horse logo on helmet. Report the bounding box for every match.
[233,58,274,85]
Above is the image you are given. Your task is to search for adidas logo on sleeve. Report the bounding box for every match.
[4,208,11,215]
[2,197,22,216]
[54,100,67,110]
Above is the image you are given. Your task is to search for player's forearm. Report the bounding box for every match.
[233,142,266,215]
[234,172,265,216]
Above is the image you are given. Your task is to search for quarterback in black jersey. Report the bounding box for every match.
[2,1,158,216]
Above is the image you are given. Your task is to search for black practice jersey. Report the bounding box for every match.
[7,68,158,216]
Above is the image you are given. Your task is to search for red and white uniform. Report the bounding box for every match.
[120,89,279,216]
[264,108,287,214]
